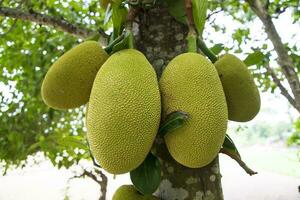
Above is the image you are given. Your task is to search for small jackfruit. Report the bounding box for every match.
[160,53,228,168]
[113,185,159,200]
[41,41,108,110]
[87,49,161,174]
[214,54,261,122]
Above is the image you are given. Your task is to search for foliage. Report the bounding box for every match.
[0,0,108,173]
[130,153,161,195]
[288,117,300,147]
[0,0,299,175]
[207,0,300,94]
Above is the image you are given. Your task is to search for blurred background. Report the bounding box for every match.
[0,0,300,200]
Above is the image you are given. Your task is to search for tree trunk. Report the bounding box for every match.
[134,2,224,200]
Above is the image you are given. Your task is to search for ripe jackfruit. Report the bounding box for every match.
[41,41,108,110]
[113,185,159,200]
[214,54,260,122]
[87,49,161,174]
[159,53,228,168]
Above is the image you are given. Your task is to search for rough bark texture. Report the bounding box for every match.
[134,2,224,200]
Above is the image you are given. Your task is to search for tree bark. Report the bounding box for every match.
[134,2,224,200]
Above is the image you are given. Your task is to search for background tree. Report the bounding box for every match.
[0,0,299,199]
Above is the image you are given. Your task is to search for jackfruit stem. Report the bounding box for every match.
[187,30,197,53]
[104,33,125,54]
[197,38,218,63]
[125,8,139,49]
[127,30,135,49]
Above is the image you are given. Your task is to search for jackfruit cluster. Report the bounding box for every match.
[113,185,159,200]
[41,39,260,177]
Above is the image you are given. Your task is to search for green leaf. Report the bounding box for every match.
[164,0,186,24]
[85,33,102,42]
[158,111,189,136]
[130,153,161,195]
[110,32,131,54]
[222,134,241,158]
[244,51,265,66]
[56,136,88,150]
[191,0,208,35]
[104,4,112,25]
[112,4,128,39]
[210,43,224,55]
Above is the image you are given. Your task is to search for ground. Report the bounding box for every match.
[0,146,299,200]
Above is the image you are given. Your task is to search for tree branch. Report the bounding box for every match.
[220,148,258,176]
[96,169,108,200]
[206,8,223,20]
[71,169,108,200]
[246,0,300,113]
[0,6,108,43]
[265,63,297,108]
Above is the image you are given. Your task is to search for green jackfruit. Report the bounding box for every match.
[41,41,108,110]
[214,54,260,122]
[113,185,159,200]
[86,49,161,174]
[160,53,228,168]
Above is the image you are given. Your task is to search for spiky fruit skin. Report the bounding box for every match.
[41,41,108,110]
[113,185,159,200]
[215,54,261,122]
[87,49,161,174]
[160,53,228,168]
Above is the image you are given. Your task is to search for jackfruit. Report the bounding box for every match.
[214,54,260,122]
[86,49,161,174]
[113,185,159,200]
[159,53,228,168]
[41,41,108,110]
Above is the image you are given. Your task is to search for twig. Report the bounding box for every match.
[91,154,102,169]
[0,6,108,42]
[206,8,223,20]
[96,169,108,200]
[197,37,218,63]
[71,169,108,200]
[265,63,297,108]
[220,148,258,176]
[246,0,300,113]
[86,139,102,169]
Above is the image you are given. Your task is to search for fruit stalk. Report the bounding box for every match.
[197,37,218,63]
